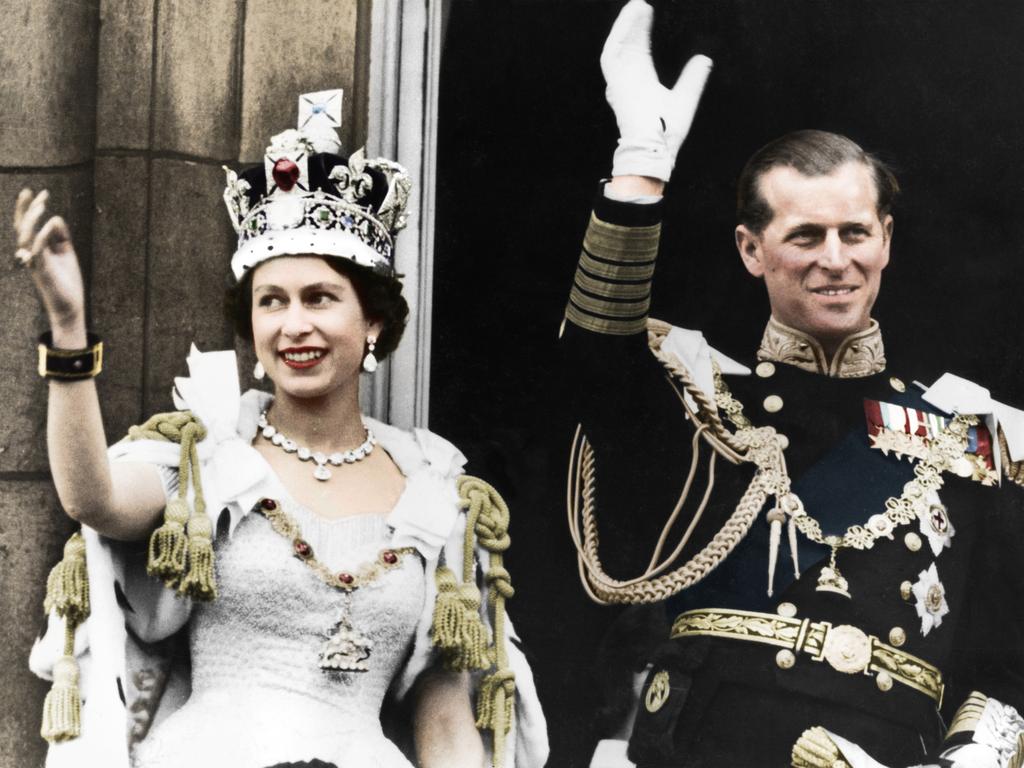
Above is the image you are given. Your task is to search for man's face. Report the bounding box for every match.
[735,161,893,350]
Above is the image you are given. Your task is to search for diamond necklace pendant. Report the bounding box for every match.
[258,412,376,481]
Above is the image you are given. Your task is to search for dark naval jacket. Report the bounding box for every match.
[561,191,1024,767]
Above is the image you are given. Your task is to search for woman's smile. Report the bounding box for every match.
[280,346,328,369]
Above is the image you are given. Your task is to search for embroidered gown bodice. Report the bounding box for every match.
[134,502,425,768]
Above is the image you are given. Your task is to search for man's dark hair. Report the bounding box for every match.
[227,257,409,360]
[736,129,900,235]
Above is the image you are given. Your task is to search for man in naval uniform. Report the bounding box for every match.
[562,2,1024,766]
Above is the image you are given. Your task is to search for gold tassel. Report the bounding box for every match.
[147,498,190,587]
[431,565,464,650]
[455,582,491,670]
[44,532,90,626]
[456,475,518,768]
[431,566,492,671]
[475,669,515,733]
[132,411,217,595]
[40,652,81,743]
[476,669,516,767]
[178,512,217,600]
[40,534,90,743]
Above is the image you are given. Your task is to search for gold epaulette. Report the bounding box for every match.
[564,212,659,336]
[128,410,217,600]
[430,475,516,768]
[998,426,1024,487]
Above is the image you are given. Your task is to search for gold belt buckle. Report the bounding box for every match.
[820,624,872,674]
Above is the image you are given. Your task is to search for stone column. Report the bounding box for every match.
[0,3,100,764]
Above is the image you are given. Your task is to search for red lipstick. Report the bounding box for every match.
[279,346,327,370]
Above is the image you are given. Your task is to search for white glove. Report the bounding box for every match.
[601,0,713,181]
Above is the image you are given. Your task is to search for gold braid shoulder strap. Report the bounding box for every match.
[567,318,793,605]
[430,475,517,768]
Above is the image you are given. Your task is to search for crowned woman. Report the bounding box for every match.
[21,90,548,768]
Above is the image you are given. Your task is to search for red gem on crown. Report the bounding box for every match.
[260,498,277,511]
[381,550,398,565]
[272,158,300,191]
[294,539,312,558]
[337,572,354,585]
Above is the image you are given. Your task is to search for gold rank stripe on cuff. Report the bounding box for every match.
[671,608,944,705]
[946,691,989,738]
[583,213,661,261]
[566,213,660,336]
[573,269,652,300]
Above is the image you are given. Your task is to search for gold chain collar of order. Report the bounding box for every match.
[255,497,415,591]
[254,497,417,672]
[712,364,976,597]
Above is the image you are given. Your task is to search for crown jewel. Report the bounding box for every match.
[223,89,412,281]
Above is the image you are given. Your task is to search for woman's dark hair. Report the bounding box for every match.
[736,129,900,235]
[227,257,409,361]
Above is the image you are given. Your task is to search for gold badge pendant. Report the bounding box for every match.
[319,611,374,672]
[815,542,851,599]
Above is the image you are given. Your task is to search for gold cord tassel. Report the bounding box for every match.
[132,412,217,600]
[147,497,190,587]
[430,567,490,670]
[475,668,516,736]
[454,582,491,670]
[431,565,465,650]
[178,512,216,600]
[430,476,520,766]
[177,439,216,600]
[41,548,90,746]
[457,475,517,768]
[40,653,82,743]
[43,532,90,626]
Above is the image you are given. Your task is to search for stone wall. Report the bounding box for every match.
[0,2,369,763]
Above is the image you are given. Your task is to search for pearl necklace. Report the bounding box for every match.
[258,411,376,481]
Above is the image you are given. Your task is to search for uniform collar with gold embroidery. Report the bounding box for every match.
[757,316,886,379]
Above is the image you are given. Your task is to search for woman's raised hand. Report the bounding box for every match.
[14,189,86,337]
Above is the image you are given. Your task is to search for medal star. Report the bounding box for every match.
[911,563,949,636]
[869,431,893,456]
[917,498,955,558]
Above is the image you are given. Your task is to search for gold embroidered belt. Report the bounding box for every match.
[671,608,944,706]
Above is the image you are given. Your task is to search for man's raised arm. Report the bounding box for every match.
[563,0,710,339]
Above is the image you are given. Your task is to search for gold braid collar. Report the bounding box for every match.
[758,316,886,378]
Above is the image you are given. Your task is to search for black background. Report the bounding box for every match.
[432,2,1024,764]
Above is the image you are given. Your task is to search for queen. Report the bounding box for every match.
[20,90,547,768]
